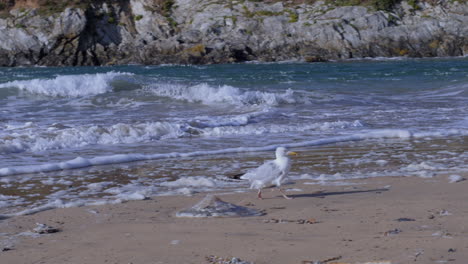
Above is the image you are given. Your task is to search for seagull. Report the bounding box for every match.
[241,147,298,199]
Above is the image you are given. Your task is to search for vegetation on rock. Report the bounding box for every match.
[0,0,466,66]
[134,14,143,21]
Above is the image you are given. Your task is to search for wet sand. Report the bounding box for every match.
[1,173,468,264]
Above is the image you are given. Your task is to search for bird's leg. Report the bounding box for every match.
[278,188,292,200]
[257,189,263,200]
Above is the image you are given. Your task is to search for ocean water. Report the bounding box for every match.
[0,58,467,217]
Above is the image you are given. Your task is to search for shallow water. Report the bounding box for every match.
[0,58,467,216]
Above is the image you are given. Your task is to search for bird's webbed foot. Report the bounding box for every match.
[257,189,263,200]
[278,188,293,200]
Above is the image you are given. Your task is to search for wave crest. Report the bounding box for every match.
[146,83,299,106]
[0,72,133,97]
[0,119,364,154]
[0,121,184,154]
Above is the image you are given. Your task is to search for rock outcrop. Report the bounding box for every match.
[0,0,467,66]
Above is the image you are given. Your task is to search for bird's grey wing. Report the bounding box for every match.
[273,170,286,186]
[241,161,281,181]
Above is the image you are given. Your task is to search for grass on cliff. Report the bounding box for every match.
[252,0,466,10]
[277,0,402,11]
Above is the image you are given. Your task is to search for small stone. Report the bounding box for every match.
[448,248,456,252]
[33,223,61,234]
[428,214,435,219]
[269,206,286,210]
[206,254,253,264]
[439,210,451,216]
[396,217,415,222]
[384,228,402,236]
[307,218,318,224]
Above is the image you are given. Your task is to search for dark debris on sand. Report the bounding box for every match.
[206,255,253,264]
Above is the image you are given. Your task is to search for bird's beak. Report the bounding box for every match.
[287,151,298,156]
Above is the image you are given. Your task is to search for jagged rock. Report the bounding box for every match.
[0,0,467,66]
[33,223,61,234]
[52,8,86,38]
[176,195,264,218]
[305,56,327,63]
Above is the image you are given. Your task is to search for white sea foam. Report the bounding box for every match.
[0,72,133,97]
[448,175,464,183]
[202,120,363,137]
[0,199,90,220]
[0,129,413,177]
[403,160,449,179]
[160,176,217,188]
[189,109,269,128]
[0,184,157,219]
[87,181,111,190]
[413,129,468,138]
[0,119,362,154]
[0,194,25,209]
[0,128,465,177]
[146,83,299,106]
[403,162,438,172]
[0,121,185,154]
[418,83,468,99]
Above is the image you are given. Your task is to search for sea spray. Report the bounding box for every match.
[0,72,133,97]
[0,119,363,154]
[0,129,415,176]
[146,83,299,106]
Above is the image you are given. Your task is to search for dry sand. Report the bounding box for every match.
[1,173,467,264]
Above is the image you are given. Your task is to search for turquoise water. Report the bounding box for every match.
[0,58,467,215]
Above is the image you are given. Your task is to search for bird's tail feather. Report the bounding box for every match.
[240,173,251,180]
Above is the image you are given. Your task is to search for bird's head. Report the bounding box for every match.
[275,147,298,158]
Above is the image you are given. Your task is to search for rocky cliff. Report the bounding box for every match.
[0,0,467,66]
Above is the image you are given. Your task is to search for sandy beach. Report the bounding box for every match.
[1,44,468,264]
[1,172,467,264]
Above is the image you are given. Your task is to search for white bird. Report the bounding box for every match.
[241,147,298,199]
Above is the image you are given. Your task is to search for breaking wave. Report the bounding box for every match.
[145,83,302,106]
[0,72,134,97]
[0,121,185,154]
[0,119,363,154]
[0,129,426,177]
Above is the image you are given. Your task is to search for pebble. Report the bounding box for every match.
[302,255,341,264]
[384,228,402,236]
[263,218,319,224]
[33,223,61,234]
[206,255,252,264]
[395,218,415,222]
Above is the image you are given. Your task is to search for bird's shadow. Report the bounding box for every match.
[289,188,389,199]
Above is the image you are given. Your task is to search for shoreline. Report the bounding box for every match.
[1,134,466,220]
[2,55,468,69]
[1,173,467,264]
